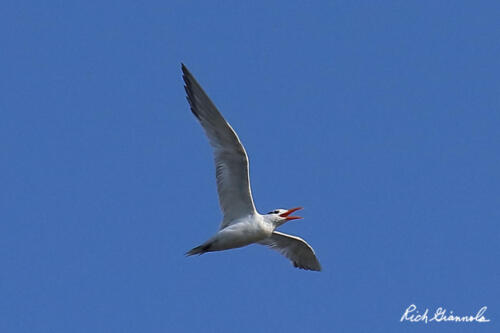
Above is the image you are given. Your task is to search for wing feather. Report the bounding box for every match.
[182,64,256,226]
[259,231,321,271]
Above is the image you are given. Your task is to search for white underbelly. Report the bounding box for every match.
[211,222,271,251]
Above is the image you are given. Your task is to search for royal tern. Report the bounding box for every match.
[182,64,321,271]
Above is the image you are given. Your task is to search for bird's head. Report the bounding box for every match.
[265,207,303,228]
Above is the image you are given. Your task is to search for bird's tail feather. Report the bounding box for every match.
[185,242,211,256]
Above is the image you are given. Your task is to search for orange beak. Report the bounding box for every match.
[279,207,303,220]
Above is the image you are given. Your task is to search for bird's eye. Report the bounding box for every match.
[267,210,279,214]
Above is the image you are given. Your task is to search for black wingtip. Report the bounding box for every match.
[183,80,201,120]
[181,63,190,75]
[181,64,193,87]
[293,261,322,272]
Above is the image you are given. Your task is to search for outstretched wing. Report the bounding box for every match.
[182,64,256,226]
[259,231,321,271]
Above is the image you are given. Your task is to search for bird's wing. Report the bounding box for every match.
[259,231,321,271]
[182,64,256,226]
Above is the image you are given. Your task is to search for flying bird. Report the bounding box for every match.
[182,64,321,271]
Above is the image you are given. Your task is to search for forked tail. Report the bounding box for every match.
[185,242,212,256]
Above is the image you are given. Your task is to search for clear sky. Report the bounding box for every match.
[1,1,499,332]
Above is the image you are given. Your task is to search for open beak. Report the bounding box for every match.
[279,207,303,220]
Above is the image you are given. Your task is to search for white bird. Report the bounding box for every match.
[182,64,321,271]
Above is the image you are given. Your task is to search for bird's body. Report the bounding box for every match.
[182,64,321,271]
[187,214,273,255]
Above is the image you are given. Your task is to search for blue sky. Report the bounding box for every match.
[1,1,499,332]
